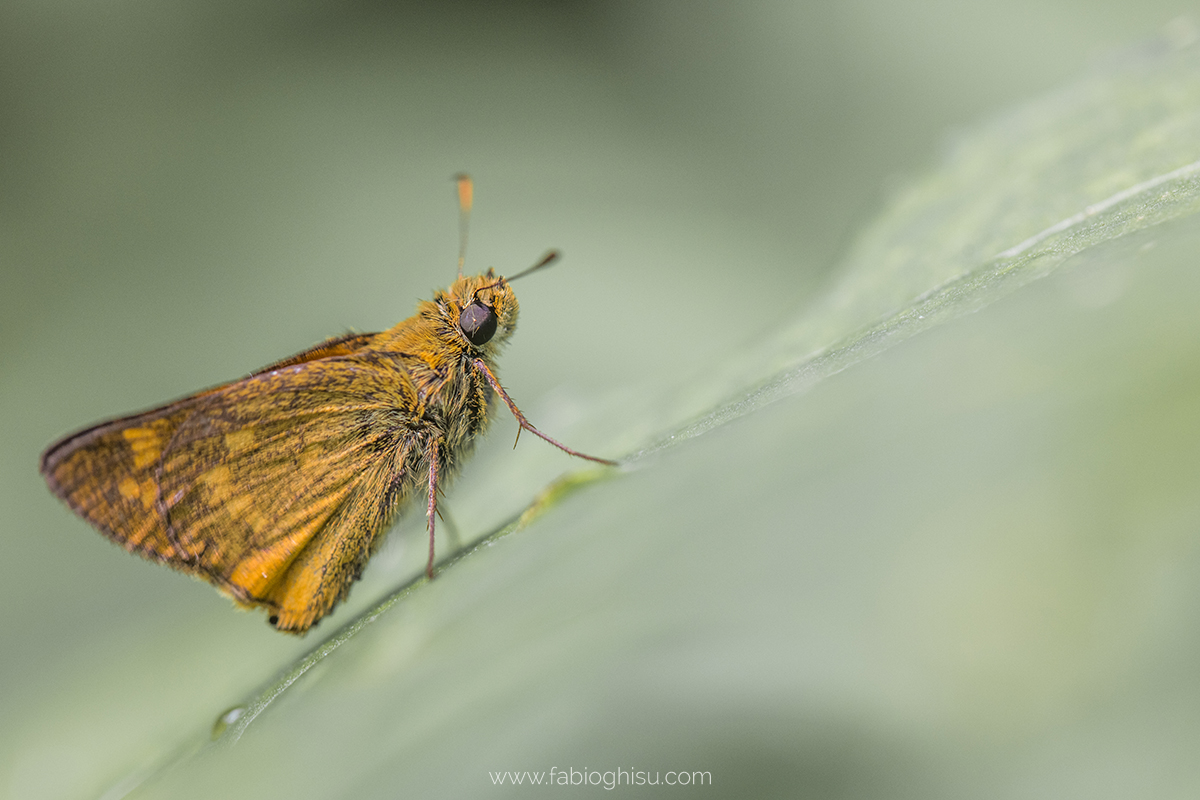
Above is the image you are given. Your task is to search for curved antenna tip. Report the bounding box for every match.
[506,250,561,283]
[454,174,473,212]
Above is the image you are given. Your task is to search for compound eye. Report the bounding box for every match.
[459,300,497,346]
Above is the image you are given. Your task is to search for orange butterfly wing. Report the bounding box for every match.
[42,335,431,632]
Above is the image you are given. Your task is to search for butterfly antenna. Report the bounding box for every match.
[455,173,472,278]
[472,250,561,301]
[506,250,560,283]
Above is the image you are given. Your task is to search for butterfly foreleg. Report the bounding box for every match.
[469,358,616,466]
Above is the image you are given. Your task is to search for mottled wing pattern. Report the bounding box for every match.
[159,357,427,630]
[41,332,383,557]
[43,402,202,562]
[42,348,428,632]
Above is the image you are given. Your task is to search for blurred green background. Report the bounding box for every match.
[4,1,1200,798]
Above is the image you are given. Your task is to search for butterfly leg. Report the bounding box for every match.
[425,436,441,579]
[470,358,616,466]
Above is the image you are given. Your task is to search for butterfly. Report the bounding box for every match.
[40,175,614,633]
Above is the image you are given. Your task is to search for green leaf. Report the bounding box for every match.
[106,32,1200,800]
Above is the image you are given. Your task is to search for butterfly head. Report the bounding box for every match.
[441,250,558,351]
[444,269,519,350]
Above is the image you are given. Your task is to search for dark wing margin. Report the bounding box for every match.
[248,331,380,375]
